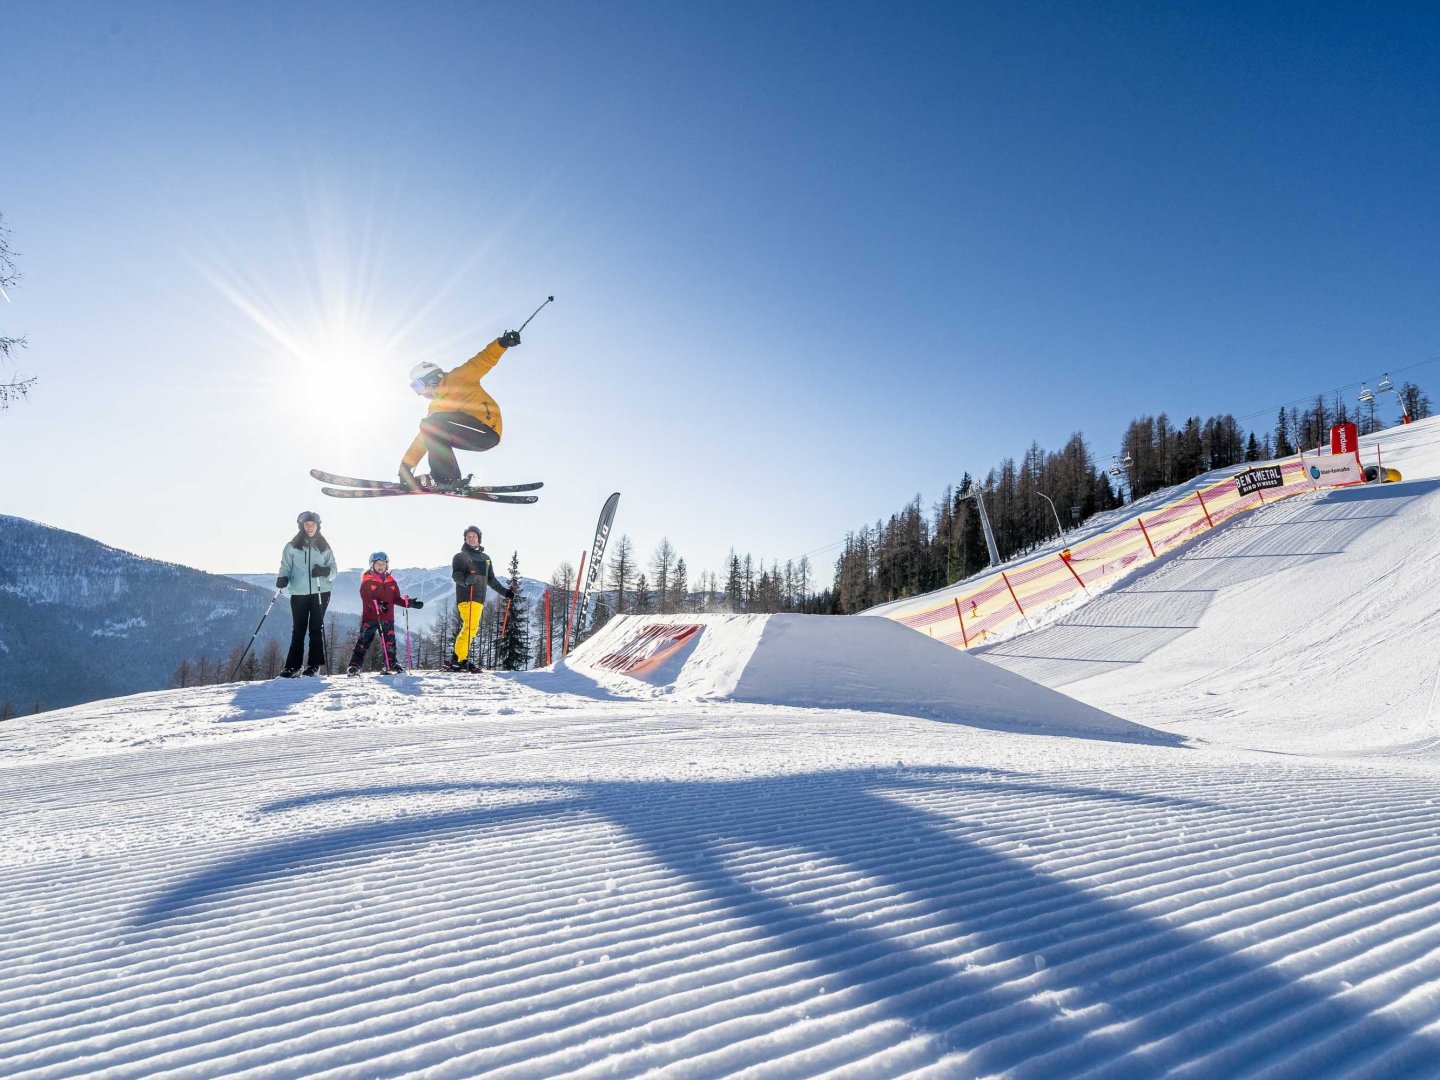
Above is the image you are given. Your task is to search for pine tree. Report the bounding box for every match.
[1273,408,1294,457]
[546,561,575,658]
[0,212,35,410]
[494,552,529,670]
[650,538,676,614]
[606,536,635,616]
[672,556,689,613]
[724,551,743,612]
[1400,381,1432,421]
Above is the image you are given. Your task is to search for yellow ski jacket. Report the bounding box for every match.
[400,338,509,469]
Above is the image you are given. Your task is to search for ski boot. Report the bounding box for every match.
[385,665,405,675]
[425,473,474,494]
[278,667,299,679]
[346,665,359,677]
[302,665,320,677]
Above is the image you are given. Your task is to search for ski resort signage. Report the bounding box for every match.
[1330,422,1359,457]
[1301,451,1364,488]
[1234,466,1285,497]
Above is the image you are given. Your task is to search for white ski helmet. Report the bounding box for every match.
[409,361,443,395]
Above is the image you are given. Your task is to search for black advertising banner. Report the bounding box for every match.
[1235,466,1284,496]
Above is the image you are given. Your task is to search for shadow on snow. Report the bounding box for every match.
[135,765,1439,1074]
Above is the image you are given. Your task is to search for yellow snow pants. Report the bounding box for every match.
[455,601,483,662]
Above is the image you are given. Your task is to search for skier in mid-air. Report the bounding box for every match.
[399,329,522,492]
[312,298,551,504]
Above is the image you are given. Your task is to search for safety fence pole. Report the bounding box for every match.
[1059,549,1088,593]
[1195,489,1215,529]
[1137,517,1157,559]
[544,589,552,666]
[564,552,586,656]
[1000,571,1033,630]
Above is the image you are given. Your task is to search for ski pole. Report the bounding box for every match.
[500,593,513,636]
[230,588,282,682]
[378,607,392,671]
[468,584,481,669]
[517,295,555,334]
[404,600,412,670]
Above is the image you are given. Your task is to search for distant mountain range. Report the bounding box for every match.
[0,516,292,714]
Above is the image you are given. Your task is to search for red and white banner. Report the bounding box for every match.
[1330,422,1359,457]
[596,623,704,675]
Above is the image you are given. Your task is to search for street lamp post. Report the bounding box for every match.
[1035,491,1063,537]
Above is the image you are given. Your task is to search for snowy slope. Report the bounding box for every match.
[8,421,1440,1077]
[981,416,1440,756]
[8,598,1440,1075]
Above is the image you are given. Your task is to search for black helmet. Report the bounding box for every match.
[464,525,482,545]
[297,510,321,527]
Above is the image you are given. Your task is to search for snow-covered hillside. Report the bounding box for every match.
[7,420,1440,1077]
[979,416,1440,755]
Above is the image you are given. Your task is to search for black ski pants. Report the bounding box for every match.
[421,411,500,483]
[349,620,399,670]
[286,592,330,670]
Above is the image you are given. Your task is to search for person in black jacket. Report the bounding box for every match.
[448,524,514,672]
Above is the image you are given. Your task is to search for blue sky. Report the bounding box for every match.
[2,1,1437,585]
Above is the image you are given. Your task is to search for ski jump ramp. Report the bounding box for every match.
[560,613,1161,741]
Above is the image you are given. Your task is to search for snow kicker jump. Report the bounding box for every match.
[561,613,1165,742]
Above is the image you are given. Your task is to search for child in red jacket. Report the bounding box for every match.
[346,552,424,675]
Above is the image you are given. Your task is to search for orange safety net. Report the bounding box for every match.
[887,457,1313,649]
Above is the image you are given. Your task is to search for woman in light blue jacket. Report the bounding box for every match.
[276,510,338,676]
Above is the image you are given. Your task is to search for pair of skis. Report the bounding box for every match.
[311,469,541,505]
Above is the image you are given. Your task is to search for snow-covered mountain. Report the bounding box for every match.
[0,516,293,713]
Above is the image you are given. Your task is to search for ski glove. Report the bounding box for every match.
[276,575,289,589]
[377,601,390,614]
[498,330,521,348]
[406,598,425,610]
[506,588,517,601]
[311,565,331,578]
